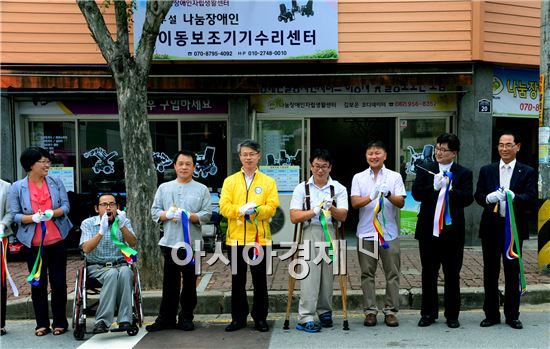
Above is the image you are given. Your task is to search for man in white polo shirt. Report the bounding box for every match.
[351,141,406,327]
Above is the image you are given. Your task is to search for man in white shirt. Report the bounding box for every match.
[351,141,406,327]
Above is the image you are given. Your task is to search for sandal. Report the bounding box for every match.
[35,327,51,336]
[53,327,67,335]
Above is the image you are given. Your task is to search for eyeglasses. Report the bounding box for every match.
[498,143,516,149]
[98,202,117,208]
[36,159,51,165]
[312,164,330,171]
[240,152,259,158]
[435,147,452,153]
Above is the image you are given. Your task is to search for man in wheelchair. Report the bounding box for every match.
[79,193,137,334]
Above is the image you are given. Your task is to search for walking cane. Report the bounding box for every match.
[335,221,350,330]
[283,222,303,330]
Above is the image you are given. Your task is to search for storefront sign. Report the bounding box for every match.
[48,167,75,193]
[492,67,539,118]
[252,93,457,114]
[261,165,300,192]
[134,0,338,61]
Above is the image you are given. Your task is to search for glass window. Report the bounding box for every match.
[257,119,303,192]
[29,121,77,191]
[180,121,227,192]
[399,118,447,236]
[79,121,124,195]
[150,121,178,185]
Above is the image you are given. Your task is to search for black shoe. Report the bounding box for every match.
[92,322,109,334]
[505,319,523,329]
[446,319,460,328]
[254,320,269,332]
[0,328,6,336]
[225,320,247,332]
[319,312,333,328]
[418,316,435,327]
[145,321,175,332]
[110,322,132,332]
[480,318,501,327]
[177,320,195,331]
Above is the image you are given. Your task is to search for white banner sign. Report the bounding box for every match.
[134,0,338,60]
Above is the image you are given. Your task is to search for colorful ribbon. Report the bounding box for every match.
[373,194,389,249]
[111,218,138,264]
[26,222,46,286]
[503,191,527,295]
[244,206,261,261]
[318,209,334,262]
[432,172,453,237]
[1,235,19,296]
[179,209,194,265]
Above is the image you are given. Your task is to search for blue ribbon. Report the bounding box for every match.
[181,210,195,265]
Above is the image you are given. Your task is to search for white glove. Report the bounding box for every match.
[369,185,380,200]
[486,191,501,204]
[31,212,43,223]
[239,202,257,215]
[116,209,127,228]
[99,213,110,235]
[166,207,183,221]
[322,197,333,210]
[379,183,390,197]
[313,206,321,216]
[433,172,445,190]
[43,209,54,221]
[0,224,5,237]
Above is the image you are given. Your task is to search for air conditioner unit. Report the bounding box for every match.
[270,193,296,245]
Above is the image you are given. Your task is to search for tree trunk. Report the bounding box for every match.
[115,70,163,289]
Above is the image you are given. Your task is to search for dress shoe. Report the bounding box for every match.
[225,320,247,332]
[417,316,435,327]
[505,319,523,329]
[480,318,501,327]
[384,314,399,327]
[254,320,269,332]
[446,319,460,328]
[363,313,377,327]
[145,321,175,332]
[177,319,195,331]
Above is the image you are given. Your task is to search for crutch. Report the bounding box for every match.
[283,222,303,330]
[335,221,350,330]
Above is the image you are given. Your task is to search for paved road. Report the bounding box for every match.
[2,305,549,349]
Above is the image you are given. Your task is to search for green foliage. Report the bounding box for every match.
[286,49,338,60]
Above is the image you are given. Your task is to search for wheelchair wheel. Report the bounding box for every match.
[133,266,143,326]
[127,325,139,336]
[72,267,84,330]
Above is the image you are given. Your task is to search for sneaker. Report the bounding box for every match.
[145,321,175,332]
[318,312,333,328]
[110,322,132,332]
[296,321,321,333]
[92,322,109,334]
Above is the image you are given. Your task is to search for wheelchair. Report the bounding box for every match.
[71,259,143,340]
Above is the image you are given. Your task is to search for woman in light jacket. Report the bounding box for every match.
[8,147,72,336]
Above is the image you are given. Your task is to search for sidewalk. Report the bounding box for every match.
[5,239,550,319]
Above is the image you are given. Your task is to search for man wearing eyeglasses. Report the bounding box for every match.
[80,193,136,334]
[412,133,473,329]
[219,139,279,332]
[289,148,348,333]
[474,131,536,330]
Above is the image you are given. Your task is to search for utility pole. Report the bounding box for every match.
[539,0,549,274]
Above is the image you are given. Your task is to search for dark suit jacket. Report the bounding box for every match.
[412,161,474,240]
[474,161,536,240]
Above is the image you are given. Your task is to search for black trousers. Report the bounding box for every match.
[481,218,523,321]
[418,232,464,320]
[25,239,68,330]
[156,246,198,325]
[228,245,268,323]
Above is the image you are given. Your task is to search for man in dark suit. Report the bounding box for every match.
[412,133,473,329]
[474,131,536,330]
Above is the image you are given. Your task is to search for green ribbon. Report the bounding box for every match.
[111,218,137,263]
[319,210,334,262]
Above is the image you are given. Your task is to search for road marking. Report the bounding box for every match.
[197,272,213,293]
[76,329,147,349]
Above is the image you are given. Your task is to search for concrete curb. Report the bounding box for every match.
[6,284,550,320]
